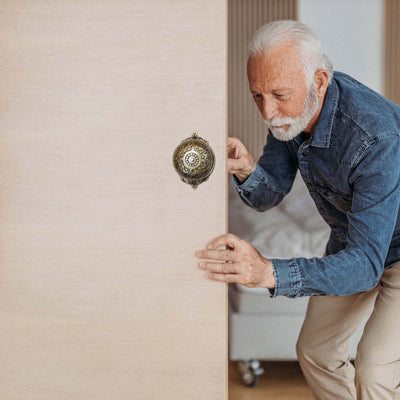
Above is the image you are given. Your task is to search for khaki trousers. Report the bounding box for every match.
[296,262,400,400]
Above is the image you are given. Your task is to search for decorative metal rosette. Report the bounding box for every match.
[173,132,215,189]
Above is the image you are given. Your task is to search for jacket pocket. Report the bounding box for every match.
[316,185,352,213]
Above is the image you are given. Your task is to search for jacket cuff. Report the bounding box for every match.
[232,163,266,194]
[268,258,302,298]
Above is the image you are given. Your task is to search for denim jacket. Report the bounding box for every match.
[234,72,400,298]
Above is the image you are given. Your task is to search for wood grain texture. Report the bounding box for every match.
[0,1,227,398]
[385,0,400,105]
[228,0,297,159]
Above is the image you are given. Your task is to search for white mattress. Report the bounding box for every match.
[228,174,330,295]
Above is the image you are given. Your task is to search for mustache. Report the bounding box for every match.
[262,117,298,127]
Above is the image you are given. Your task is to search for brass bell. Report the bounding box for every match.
[173,132,215,189]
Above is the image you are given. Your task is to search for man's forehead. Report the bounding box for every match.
[247,43,305,86]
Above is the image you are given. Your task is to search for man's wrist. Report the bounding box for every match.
[235,164,256,184]
[261,257,276,289]
[235,174,249,184]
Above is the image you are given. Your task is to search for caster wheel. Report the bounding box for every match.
[237,360,264,387]
[241,370,259,387]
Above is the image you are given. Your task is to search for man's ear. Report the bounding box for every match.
[314,69,330,97]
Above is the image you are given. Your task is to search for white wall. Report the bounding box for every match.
[298,0,384,93]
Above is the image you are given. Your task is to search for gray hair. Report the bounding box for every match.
[248,20,333,85]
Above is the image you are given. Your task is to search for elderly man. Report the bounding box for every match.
[195,20,400,399]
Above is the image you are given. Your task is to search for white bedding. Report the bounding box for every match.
[228,176,368,361]
[228,174,330,293]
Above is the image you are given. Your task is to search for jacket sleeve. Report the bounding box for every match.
[233,133,298,212]
[269,134,400,297]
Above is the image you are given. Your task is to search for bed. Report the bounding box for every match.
[228,173,367,386]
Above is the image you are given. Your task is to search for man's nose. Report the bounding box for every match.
[261,100,278,120]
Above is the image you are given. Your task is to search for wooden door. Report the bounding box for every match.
[0,1,227,399]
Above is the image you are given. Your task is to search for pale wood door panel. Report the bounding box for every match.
[0,1,227,398]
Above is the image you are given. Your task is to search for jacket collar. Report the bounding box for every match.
[309,76,339,148]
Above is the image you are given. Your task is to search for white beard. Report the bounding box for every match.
[263,84,320,142]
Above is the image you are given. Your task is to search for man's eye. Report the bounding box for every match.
[253,94,262,100]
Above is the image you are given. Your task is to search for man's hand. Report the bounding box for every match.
[228,136,256,183]
[195,233,275,289]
